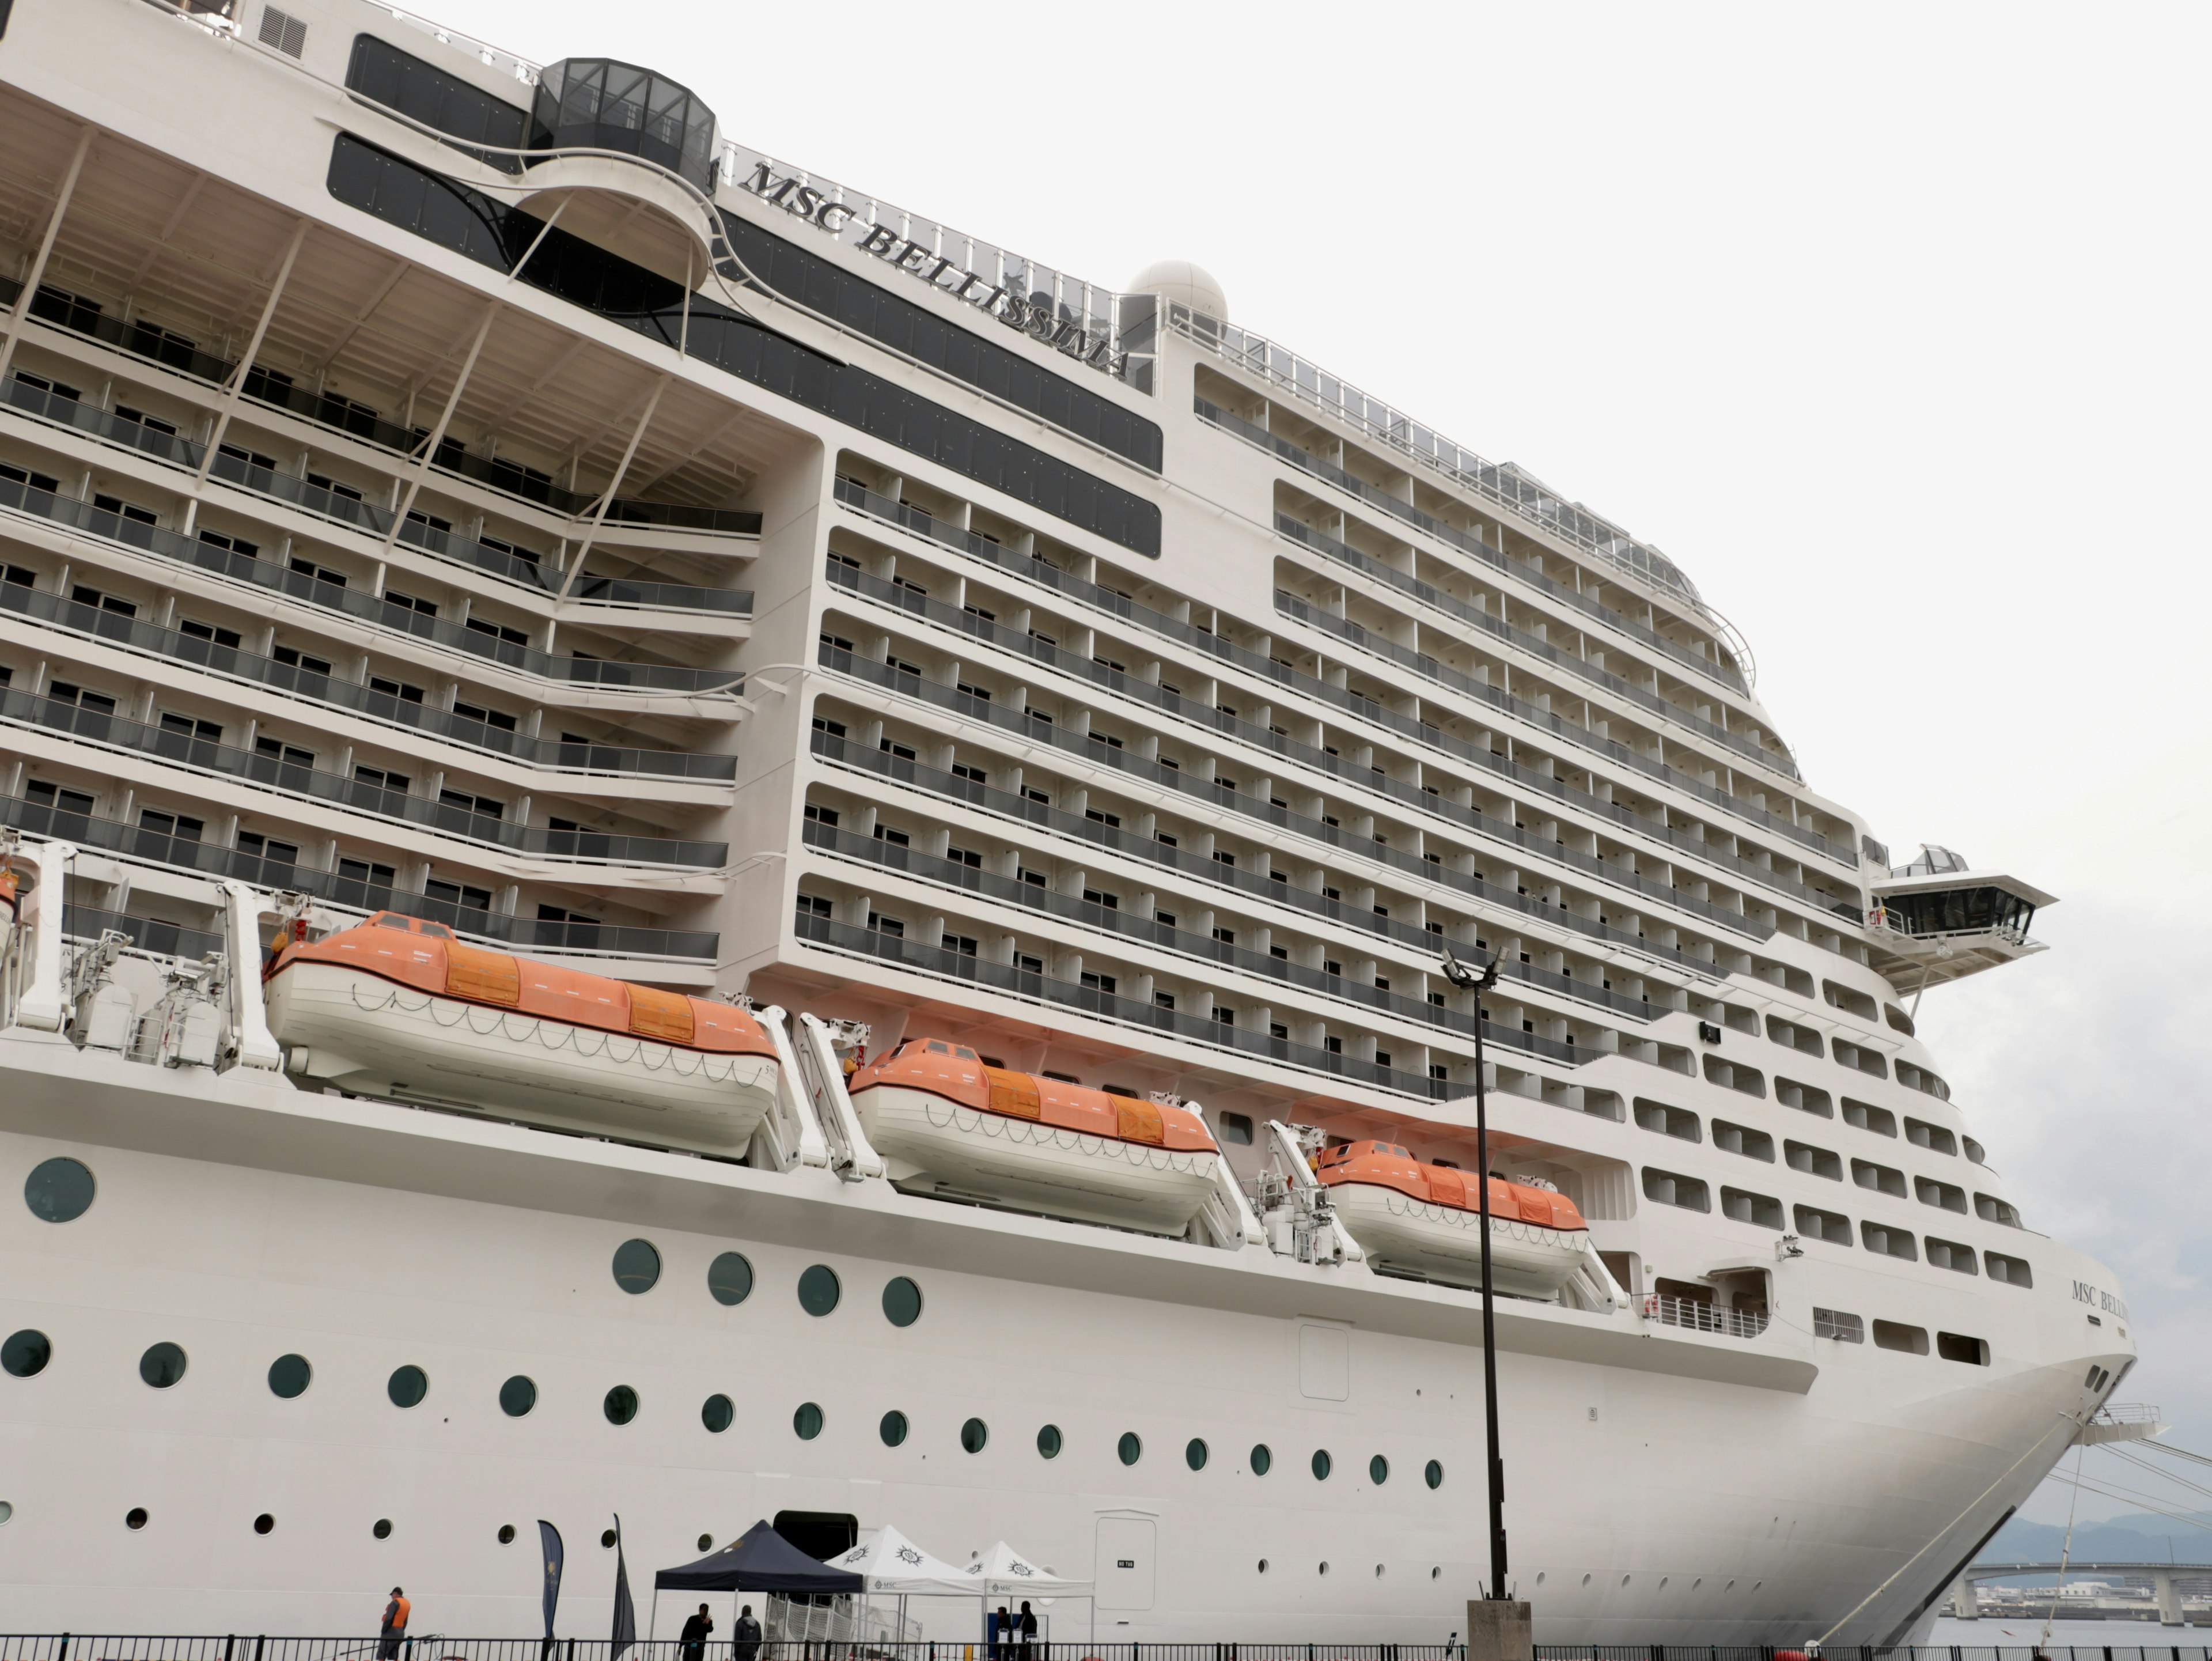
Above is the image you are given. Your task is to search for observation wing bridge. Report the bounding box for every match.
[1956,1562,2212,1627]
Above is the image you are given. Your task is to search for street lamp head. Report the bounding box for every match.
[1441,945,1500,993]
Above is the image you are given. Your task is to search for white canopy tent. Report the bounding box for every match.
[964,1540,1096,1601]
[823,1527,1096,1641]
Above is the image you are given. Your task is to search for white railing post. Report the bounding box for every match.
[14,839,75,1033]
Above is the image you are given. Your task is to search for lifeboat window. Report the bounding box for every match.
[387,1365,427,1408]
[267,1354,312,1399]
[880,1410,908,1447]
[702,1394,734,1433]
[1310,1449,1333,1481]
[416,921,453,939]
[954,1046,979,1061]
[611,1239,662,1295]
[881,1277,923,1327]
[793,1402,825,1440]
[1369,1455,1389,1485]
[1117,1432,1142,1466]
[24,1156,94,1223]
[1036,1424,1063,1459]
[501,1375,537,1417]
[1043,1070,1080,1084]
[603,1385,638,1425]
[1424,1459,1444,1490]
[798,1265,842,1316]
[1387,1146,1411,1159]
[1217,1112,1254,1146]
[961,1417,989,1453]
[708,1251,755,1306]
[926,1041,951,1054]
[1185,1438,1209,1471]
[373,914,415,931]
[3,1329,51,1378]
[1249,1443,1272,1475]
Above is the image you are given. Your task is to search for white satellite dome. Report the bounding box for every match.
[1126,259,1229,320]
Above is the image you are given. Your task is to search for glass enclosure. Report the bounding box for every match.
[530,60,718,190]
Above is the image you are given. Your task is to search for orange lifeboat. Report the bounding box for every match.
[1316,1139,1590,1299]
[264,912,780,1153]
[848,1038,1222,1235]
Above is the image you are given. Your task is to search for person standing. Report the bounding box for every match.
[679,1603,714,1661]
[378,1587,411,1660]
[733,1602,763,1661]
[1017,1599,1037,1661]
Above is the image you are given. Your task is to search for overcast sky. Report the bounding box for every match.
[425,0,2212,1526]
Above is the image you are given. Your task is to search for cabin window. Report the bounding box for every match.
[139,1343,188,1388]
[1,1330,51,1378]
[1185,1438,1209,1471]
[501,1376,537,1417]
[1861,1223,1918,1262]
[23,1156,94,1223]
[1793,1205,1854,1247]
[1250,1443,1273,1475]
[961,1417,989,1453]
[1036,1424,1063,1459]
[1721,1188,1784,1229]
[879,1410,908,1447]
[1873,1321,1929,1355]
[926,1040,950,1053]
[702,1394,734,1433]
[267,1354,312,1398]
[1369,1455,1390,1485]
[707,1252,753,1306]
[1310,1448,1332,1480]
[611,1239,661,1294]
[1424,1460,1443,1489]
[881,1277,923,1328]
[1924,1237,1978,1275]
[387,1365,428,1407]
[797,1265,842,1315]
[1119,1432,1143,1466]
[603,1385,639,1425]
[1986,1251,2033,1287]
[1937,1332,1990,1365]
[791,1402,824,1439]
[1641,1168,1710,1212]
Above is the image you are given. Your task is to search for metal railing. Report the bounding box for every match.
[0,796,720,959]
[0,279,755,535]
[1642,1293,1770,1340]
[796,909,1469,1099]
[832,479,1852,903]
[1171,305,1758,683]
[0,689,725,867]
[570,574,754,615]
[1194,397,1751,697]
[0,1643,2202,1661]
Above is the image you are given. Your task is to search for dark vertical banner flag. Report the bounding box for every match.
[538,1520,565,1643]
[611,1514,638,1661]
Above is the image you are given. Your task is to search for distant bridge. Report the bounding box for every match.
[1957,1562,2212,1626]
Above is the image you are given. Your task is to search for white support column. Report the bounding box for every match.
[192,219,309,491]
[556,375,669,600]
[377,302,501,558]
[0,127,96,386]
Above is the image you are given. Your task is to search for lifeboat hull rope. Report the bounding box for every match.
[1325,1180,1589,1299]
[855,1083,1222,1236]
[267,961,778,1153]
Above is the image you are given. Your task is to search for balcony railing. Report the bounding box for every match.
[569,574,753,614]
[795,910,1465,1100]
[806,818,1655,1049]
[1,579,736,780]
[2,796,718,959]
[819,637,1736,971]
[1,689,728,868]
[0,278,757,535]
[833,477,1851,893]
[1642,1293,1769,1340]
[1194,396,1752,695]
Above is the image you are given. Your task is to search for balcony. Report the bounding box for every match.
[1,577,730,778]
[1,689,728,868]
[794,909,1465,1102]
[0,281,760,536]
[1642,1293,1769,1340]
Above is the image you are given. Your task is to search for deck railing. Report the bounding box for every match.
[1642,1293,1770,1340]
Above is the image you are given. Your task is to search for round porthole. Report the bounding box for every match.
[708,1251,754,1306]
[0,1501,13,1526]
[702,1394,734,1433]
[1425,1459,1444,1490]
[126,1507,149,1530]
[1319,1561,1331,1576]
[793,1401,824,1440]
[2,1329,51,1378]
[1535,1572,1546,1587]
[1369,1454,1389,1485]
[267,1354,312,1399]
[602,1528,618,1549]
[961,1417,988,1453]
[498,1524,516,1545]
[698,1534,713,1552]
[1036,1424,1062,1459]
[1117,1431,1142,1466]
[253,1514,275,1535]
[1374,1564,1385,1578]
[881,1276,923,1327]
[374,1519,393,1540]
[1310,1448,1332,1480]
[1249,1443,1272,1475]
[501,1375,537,1418]
[1256,1559,1268,1574]
[797,1265,840,1315]
[603,1384,639,1425]
[1185,1437,1208,1471]
[24,1156,94,1223]
[387,1365,427,1408]
[1431,1567,1441,1580]
[881,1410,909,1447]
[611,1239,661,1295]
[1582,1573,1593,1587]
[139,1342,187,1388]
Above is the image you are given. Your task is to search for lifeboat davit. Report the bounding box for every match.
[1316,1140,1589,1299]
[849,1038,1222,1235]
[264,912,780,1153]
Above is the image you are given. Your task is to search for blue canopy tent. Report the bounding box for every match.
[650,1519,866,1639]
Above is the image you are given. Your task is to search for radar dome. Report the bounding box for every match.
[1127,260,1228,321]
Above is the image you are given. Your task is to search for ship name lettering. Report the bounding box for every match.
[2071,1280,2129,1319]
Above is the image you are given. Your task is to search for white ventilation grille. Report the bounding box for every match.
[257,4,306,57]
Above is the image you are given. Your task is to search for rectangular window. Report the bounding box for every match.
[439,788,504,820]
[948,846,982,868]
[870,824,910,847]
[879,739,916,761]
[70,585,137,618]
[253,736,316,769]
[15,370,82,401]
[465,615,529,648]
[946,934,979,958]
[25,781,96,815]
[1014,953,1043,974]
[92,493,158,526]
[235,831,300,866]
[1720,1187,1784,1229]
[950,762,988,785]
[1842,1099,1897,1136]
[0,462,60,493]
[1711,1121,1775,1161]
[802,804,839,827]
[1633,1099,1700,1142]
[289,557,347,589]
[868,913,904,937]
[1786,1141,1843,1180]
[178,618,243,650]
[1851,1159,1907,1198]
[1923,1236,1978,1275]
[137,808,203,842]
[160,713,224,743]
[1904,1117,1958,1155]
[1872,1320,1929,1355]
[1153,991,1175,1010]
[308,472,366,502]
[1079,971,1116,994]
[1812,1308,1864,1344]
[1081,889,1119,911]
[271,645,335,675]
[423,877,493,911]
[812,716,846,738]
[1216,1111,1254,1145]
[1860,1222,1918,1262]
[219,442,279,472]
[1915,1176,1968,1213]
[1085,808,1120,827]
[338,857,398,889]
[1792,1204,1854,1247]
[1936,1331,1989,1365]
[384,589,437,617]
[796,893,834,919]
[354,765,411,794]
[198,528,260,558]
[1641,1168,1710,1212]
[1985,1251,2033,1288]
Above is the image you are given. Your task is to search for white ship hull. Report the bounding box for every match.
[1326,1182,1588,1300]
[855,1082,1221,1235]
[266,961,779,1154]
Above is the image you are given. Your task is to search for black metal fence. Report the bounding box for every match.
[2,1643,2207,1661]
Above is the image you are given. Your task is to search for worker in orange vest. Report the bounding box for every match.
[378,1586,411,1659]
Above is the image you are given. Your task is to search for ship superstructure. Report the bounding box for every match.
[0,0,2135,1643]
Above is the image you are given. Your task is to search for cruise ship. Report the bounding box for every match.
[0,0,2144,1643]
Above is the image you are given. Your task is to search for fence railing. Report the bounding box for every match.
[1,1641,2203,1661]
[1642,1293,1770,1340]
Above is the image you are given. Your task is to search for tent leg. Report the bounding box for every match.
[650,1590,660,1644]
